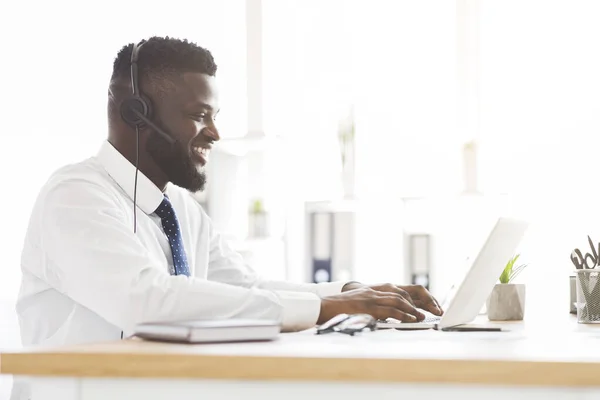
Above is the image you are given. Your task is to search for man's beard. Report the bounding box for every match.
[146,132,206,193]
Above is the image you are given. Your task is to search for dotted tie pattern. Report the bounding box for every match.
[154,195,190,276]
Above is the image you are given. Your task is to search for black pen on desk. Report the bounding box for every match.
[437,326,502,332]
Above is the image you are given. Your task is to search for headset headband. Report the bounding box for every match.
[130,40,146,96]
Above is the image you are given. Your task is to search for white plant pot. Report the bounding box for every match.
[248,212,269,238]
[487,283,526,321]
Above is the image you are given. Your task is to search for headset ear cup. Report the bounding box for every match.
[120,95,152,128]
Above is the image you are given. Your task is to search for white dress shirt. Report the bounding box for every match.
[16,140,346,348]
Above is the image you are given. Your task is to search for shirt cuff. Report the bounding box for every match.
[314,281,349,298]
[274,290,322,332]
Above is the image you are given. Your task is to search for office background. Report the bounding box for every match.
[2,0,600,397]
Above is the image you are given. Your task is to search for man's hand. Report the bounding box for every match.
[317,286,427,325]
[341,282,443,317]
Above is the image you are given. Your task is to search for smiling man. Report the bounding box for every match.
[16,36,442,349]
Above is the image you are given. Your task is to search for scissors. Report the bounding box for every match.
[570,235,599,269]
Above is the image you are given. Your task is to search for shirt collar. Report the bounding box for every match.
[96,140,164,215]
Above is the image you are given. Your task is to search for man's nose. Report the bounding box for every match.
[203,125,220,141]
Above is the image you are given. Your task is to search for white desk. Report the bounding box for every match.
[2,315,600,400]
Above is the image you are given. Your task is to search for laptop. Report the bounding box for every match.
[377,216,529,331]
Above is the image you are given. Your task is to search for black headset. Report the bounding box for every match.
[119,39,175,145]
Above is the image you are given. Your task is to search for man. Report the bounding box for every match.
[16,36,443,348]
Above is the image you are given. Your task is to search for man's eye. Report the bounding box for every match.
[191,114,207,121]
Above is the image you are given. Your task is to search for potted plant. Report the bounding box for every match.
[248,199,268,238]
[487,254,528,321]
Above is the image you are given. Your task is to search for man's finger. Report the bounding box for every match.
[375,284,416,306]
[433,297,444,314]
[396,288,416,307]
[414,296,442,316]
[378,306,418,323]
[378,294,425,320]
[408,285,443,316]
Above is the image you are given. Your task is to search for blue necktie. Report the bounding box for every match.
[154,195,190,276]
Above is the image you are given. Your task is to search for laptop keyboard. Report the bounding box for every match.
[378,315,441,324]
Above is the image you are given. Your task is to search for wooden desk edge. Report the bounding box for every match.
[2,352,599,387]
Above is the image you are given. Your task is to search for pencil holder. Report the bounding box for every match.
[574,269,600,323]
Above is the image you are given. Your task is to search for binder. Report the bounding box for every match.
[408,233,431,289]
[311,212,332,283]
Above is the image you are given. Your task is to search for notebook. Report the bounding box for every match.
[133,319,281,343]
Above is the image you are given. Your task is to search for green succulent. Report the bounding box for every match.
[499,254,528,284]
[251,199,264,214]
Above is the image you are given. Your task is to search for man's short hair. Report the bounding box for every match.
[110,36,217,99]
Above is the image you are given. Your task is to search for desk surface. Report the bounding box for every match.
[2,315,600,387]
